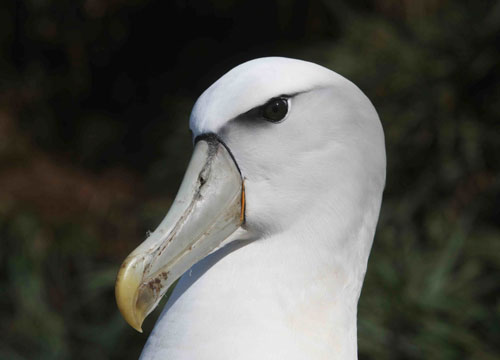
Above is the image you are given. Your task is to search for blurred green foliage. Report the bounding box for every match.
[0,0,499,359]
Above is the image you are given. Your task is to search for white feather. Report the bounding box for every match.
[141,57,386,360]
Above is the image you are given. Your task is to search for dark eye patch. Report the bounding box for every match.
[227,94,295,127]
[261,97,289,123]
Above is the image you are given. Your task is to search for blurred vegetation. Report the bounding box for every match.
[0,0,499,359]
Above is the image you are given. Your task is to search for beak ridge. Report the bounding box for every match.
[115,138,244,331]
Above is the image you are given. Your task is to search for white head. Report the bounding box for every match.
[191,57,385,239]
[116,57,386,340]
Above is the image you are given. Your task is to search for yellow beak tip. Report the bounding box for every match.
[115,256,147,332]
[116,290,145,332]
[114,139,245,333]
[132,323,144,333]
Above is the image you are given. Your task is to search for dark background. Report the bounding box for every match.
[1,0,499,359]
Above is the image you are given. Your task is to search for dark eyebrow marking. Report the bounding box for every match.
[191,90,309,150]
[220,91,304,126]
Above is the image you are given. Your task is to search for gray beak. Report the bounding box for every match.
[115,137,245,331]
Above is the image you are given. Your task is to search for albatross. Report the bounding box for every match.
[115,57,386,360]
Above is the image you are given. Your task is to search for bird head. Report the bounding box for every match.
[115,57,385,332]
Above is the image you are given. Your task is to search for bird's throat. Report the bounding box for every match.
[141,229,367,360]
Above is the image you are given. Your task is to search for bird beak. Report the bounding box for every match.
[115,136,245,332]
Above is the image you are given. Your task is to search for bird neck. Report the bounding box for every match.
[143,205,379,360]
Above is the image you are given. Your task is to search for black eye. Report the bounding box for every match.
[262,97,289,123]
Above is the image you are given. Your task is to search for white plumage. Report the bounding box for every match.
[140,57,386,360]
